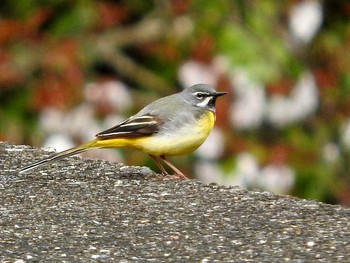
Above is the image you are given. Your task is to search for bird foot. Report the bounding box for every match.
[163,173,188,180]
[151,173,188,180]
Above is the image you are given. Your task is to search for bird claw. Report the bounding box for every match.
[150,173,188,180]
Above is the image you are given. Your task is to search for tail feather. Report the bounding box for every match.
[19,143,96,174]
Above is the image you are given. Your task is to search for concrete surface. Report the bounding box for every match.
[1,141,350,262]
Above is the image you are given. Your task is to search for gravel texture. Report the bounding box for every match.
[1,141,350,262]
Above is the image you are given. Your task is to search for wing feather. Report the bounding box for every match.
[96,114,163,140]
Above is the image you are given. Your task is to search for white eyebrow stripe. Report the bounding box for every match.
[194,92,211,96]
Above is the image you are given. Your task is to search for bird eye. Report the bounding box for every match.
[196,92,204,99]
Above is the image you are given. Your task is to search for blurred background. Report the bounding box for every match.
[1,0,349,204]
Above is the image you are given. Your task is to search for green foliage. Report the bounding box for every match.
[1,0,350,205]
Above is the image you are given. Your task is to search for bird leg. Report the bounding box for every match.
[160,155,187,179]
[149,155,168,175]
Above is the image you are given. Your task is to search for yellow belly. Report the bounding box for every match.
[90,111,215,157]
[134,111,215,156]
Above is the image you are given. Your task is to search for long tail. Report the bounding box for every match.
[19,139,100,174]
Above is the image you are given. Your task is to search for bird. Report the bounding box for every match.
[19,84,227,179]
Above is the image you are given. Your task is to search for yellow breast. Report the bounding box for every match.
[132,111,215,156]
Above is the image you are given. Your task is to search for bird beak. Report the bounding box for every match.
[213,91,228,98]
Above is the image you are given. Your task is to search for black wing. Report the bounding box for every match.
[96,114,163,140]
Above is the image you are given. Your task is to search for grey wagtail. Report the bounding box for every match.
[19,84,227,178]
